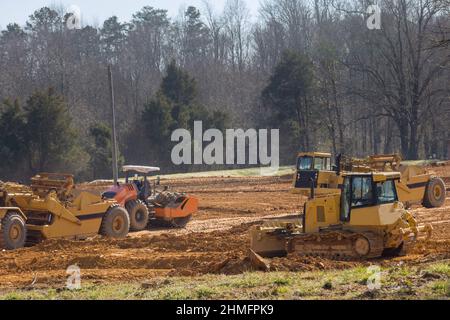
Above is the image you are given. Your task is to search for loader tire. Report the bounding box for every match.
[100,206,130,239]
[423,177,446,208]
[126,200,150,232]
[0,212,27,250]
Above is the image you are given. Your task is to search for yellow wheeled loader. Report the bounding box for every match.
[251,172,432,262]
[0,173,129,250]
[292,152,446,208]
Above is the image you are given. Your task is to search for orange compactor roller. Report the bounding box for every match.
[102,166,198,231]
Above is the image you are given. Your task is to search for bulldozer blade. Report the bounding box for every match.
[250,225,290,258]
[249,249,270,272]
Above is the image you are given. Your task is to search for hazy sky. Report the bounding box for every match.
[0,0,260,28]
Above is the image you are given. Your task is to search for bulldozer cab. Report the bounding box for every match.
[339,172,399,223]
[252,168,432,260]
[293,152,338,194]
[296,152,332,171]
[303,172,401,234]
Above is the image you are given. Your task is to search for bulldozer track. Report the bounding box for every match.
[0,222,5,250]
[287,231,384,260]
[364,232,385,259]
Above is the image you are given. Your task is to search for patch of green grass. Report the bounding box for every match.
[335,266,369,285]
[88,166,295,185]
[161,166,294,179]
[3,288,60,300]
[158,287,194,300]
[392,266,414,277]
[273,277,291,286]
[3,292,24,300]
[1,261,450,300]
[88,166,295,189]
[431,281,450,297]
[271,286,289,296]
[425,263,450,277]
[195,287,217,299]
[229,273,269,288]
[401,160,443,166]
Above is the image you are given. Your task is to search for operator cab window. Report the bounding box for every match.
[376,179,398,204]
[322,157,331,170]
[323,158,331,170]
[298,157,313,170]
[351,177,373,207]
[312,157,332,171]
[314,157,324,170]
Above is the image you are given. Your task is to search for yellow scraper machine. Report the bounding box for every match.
[250,171,433,263]
[292,152,446,208]
[0,173,129,250]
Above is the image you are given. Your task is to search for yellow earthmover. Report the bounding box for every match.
[0,173,129,250]
[292,152,338,196]
[251,172,432,262]
[292,152,446,208]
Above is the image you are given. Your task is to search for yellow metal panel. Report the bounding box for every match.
[304,195,340,233]
[14,196,81,225]
[0,207,27,220]
[395,180,426,203]
[372,174,387,182]
[350,203,403,226]
[27,217,103,239]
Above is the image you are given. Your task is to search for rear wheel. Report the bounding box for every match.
[126,200,150,231]
[423,177,446,208]
[100,206,130,238]
[0,212,27,250]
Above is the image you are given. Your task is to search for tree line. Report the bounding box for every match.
[0,0,448,181]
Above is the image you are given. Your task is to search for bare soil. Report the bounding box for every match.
[1,167,449,290]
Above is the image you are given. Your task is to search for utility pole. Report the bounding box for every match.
[108,65,119,184]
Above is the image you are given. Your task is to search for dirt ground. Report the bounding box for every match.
[0,165,449,290]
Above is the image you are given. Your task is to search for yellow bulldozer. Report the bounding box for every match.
[251,171,432,263]
[292,152,446,208]
[0,173,129,250]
